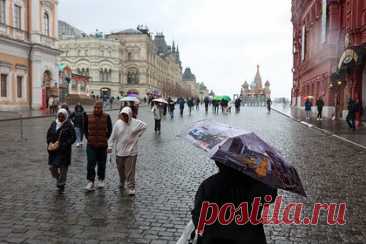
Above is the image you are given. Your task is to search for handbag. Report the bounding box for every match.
[48,128,63,151]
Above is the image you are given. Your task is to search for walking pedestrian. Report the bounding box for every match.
[235,97,241,113]
[346,98,356,131]
[266,97,272,112]
[70,103,86,147]
[47,109,76,193]
[191,161,277,244]
[204,96,210,113]
[108,107,146,196]
[304,98,312,120]
[152,102,162,134]
[196,97,200,111]
[178,97,185,117]
[168,98,175,119]
[316,96,324,120]
[188,98,194,116]
[84,101,113,191]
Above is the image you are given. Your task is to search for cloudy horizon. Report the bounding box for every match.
[59,0,293,98]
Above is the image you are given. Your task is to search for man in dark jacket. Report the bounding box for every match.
[316,97,324,120]
[346,98,356,131]
[192,162,277,244]
[84,101,113,191]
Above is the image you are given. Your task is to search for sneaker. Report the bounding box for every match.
[85,181,95,191]
[127,189,135,196]
[97,180,105,189]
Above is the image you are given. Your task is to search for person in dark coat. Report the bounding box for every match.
[188,98,194,115]
[316,97,324,120]
[70,103,86,147]
[47,109,76,193]
[204,97,210,113]
[178,97,185,117]
[266,98,272,112]
[235,98,242,113]
[192,161,277,244]
[346,98,356,131]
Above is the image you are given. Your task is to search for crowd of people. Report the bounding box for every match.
[303,96,364,131]
[46,101,146,195]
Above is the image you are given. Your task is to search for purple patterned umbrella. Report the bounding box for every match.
[185,120,307,197]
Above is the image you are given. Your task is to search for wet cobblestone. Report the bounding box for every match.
[0,106,365,243]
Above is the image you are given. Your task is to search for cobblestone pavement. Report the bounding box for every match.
[0,106,365,244]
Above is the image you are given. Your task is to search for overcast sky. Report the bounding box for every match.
[59,0,293,98]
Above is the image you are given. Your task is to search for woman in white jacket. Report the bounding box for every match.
[108,106,147,196]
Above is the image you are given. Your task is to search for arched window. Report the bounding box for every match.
[43,12,50,36]
[127,68,139,85]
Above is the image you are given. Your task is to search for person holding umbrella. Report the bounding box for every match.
[185,121,306,243]
[152,102,162,134]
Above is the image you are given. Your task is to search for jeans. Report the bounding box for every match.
[346,113,356,130]
[75,127,83,144]
[86,145,107,182]
[154,119,161,132]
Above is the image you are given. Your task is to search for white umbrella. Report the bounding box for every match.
[120,96,140,103]
[152,98,168,104]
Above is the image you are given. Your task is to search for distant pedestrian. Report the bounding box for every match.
[266,98,272,112]
[108,107,146,196]
[84,101,113,191]
[304,98,312,120]
[152,102,162,134]
[178,97,185,116]
[168,98,175,119]
[70,103,86,147]
[188,98,194,115]
[346,98,356,131]
[47,109,76,193]
[204,96,210,113]
[196,97,200,110]
[316,97,324,120]
[235,98,241,113]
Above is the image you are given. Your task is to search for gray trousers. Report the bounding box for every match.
[116,155,137,190]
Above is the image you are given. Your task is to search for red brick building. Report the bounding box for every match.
[291,0,366,119]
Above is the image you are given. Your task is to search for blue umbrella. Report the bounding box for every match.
[185,121,307,197]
